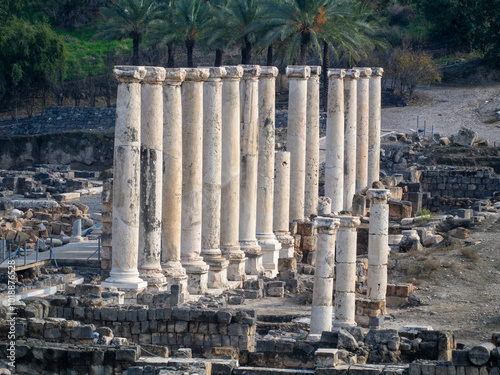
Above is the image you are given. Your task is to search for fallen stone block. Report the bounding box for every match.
[453,126,478,147]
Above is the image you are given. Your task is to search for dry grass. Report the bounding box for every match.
[424,258,440,271]
[460,247,480,261]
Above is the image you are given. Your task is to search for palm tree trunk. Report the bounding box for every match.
[300,43,307,65]
[241,47,247,64]
[168,44,175,68]
[215,48,223,67]
[322,41,329,111]
[133,37,140,65]
[246,40,252,64]
[186,39,194,67]
[266,45,273,66]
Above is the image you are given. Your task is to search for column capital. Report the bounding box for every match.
[371,67,384,77]
[205,67,227,81]
[337,215,361,229]
[114,65,146,83]
[309,66,321,76]
[314,216,340,234]
[184,68,210,82]
[358,67,372,78]
[240,65,261,79]
[164,68,186,85]
[327,69,345,79]
[345,69,360,80]
[368,188,390,203]
[222,65,244,79]
[260,66,279,78]
[286,65,311,79]
[142,66,166,84]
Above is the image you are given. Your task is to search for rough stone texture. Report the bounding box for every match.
[453,126,478,147]
[368,68,383,187]
[356,68,372,193]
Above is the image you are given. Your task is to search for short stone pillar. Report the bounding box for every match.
[239,65,263,275]
[356,68,372,193]
[202,67,229,289]
[368,68,384,187]
[343,69,360,211]
[325,69,345,213]
[161,68,188,289]
[286,65,311,221]
[274,151,294,258]
[138,66,167,288]
[333,216,360,327]
[102,65,147,291]
[181,68,210,294]
[220,66,247,281]
[305,66,321,218]
[309,217,340,337]
[257,66,281,277]
[367,189,390,311]
[70,219,82,242]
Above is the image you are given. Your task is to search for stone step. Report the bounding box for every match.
[233,367,315,375]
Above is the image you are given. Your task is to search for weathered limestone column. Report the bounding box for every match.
[138,66,167,288]
[309,217,340,337]
[161,68,188,289]
[257,66,281,277]
[102,65,147,291]
[343,69,360,211]
[333,216,360,327]
[356,68,372,193]
[367,189,390,310]
[220,66,247,281]
[368,68,384,187]
[304,66,321,218]
[274,151,294,258]
[181,68,210,294]
[202,67,229,289]
[286,65,311,221]
[325,69,345,213]
[239,65,263,275]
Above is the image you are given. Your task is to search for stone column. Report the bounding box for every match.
[202,67,229,289]
[274,151,294,258]
[102,65,147,291]
[343,69,360,211]
[286,65,311,221]
[325,69,345,213]
[333,216,360,327]
[239,65,263,275]
[309,217,340,337]
[356,68,372,193]
[304,66,321,218]
[181,68,210,294]
[220,66,247,281]
[161,68,188,290]
[368,68,384,187]
[257,66,281,277]
[367,189,390,310]
[138,66,167,288]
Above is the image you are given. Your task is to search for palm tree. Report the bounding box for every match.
[204,0,234,66]
[98,0,161,65]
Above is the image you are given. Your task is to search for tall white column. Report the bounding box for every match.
[333,216,360,327]
[161,68,188,290]
[220,66,247,282]
[325,69,345,213]
[367,189,390,310]
[304,66,321,218]
[257,66,281,277]
[309,217,340,337]
[356,68,372,193]
[368,68,384,187]
[102,65,147,291]
[202,67,229,289]
[286,65,311,221]
[181,68,210,294]
[239,65,263,275]
[274,151,294,258]
[343,69,359,211]
[138,66,167,288]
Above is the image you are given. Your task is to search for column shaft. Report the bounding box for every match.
[368,68,384,187]
[356,68,372,193]
[274,151,294,258]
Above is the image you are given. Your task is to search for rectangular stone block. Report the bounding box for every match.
[315,348,339,368]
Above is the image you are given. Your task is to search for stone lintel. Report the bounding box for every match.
[368,188,390,203]
[371,67,384,77]
[337,215,361,229]
[204,67,227,81]
[328,69,346,79]
[240,65,261,79]
[309,66,322,76]
[184,68,210,82]
[114,65,146,83]
[314,216,340,234]
[358,67,373,78]
[260,66,279,78]
[345,69,360,79]
[164,68,186,85]
[142,66,166,84]
[222,65,244,79]
[286,65,311,79]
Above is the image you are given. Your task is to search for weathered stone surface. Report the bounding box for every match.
[453,126,478,147]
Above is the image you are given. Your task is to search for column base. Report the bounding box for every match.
[276,232,295,258]
[101,268,148,291]
[257,234,281,278]
[182,259,209,295]
[332,319,357,327]
[240,239,263,276]
[162,261,189,295]
[139,269,168,291]
[206,257,229,289]
[310,305,333,335]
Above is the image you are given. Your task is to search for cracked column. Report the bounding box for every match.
[325,69,345,213]
[333,216,360,327]
[309,216,340,337]
[305,66,321,218]
[367,189,390,310]
[274,151,294,258]
[102,65,147,291]
[257,66,281,277]
[287,65,311,221]
[161,68,188,290]
[202,67,229,289]
[181,68,210,294]
[220,66,247,281]
[356,68,372,193]
[239,65,263,275]
[138,66,167,289]
[343,69,360,211]
[368,68,384,187]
